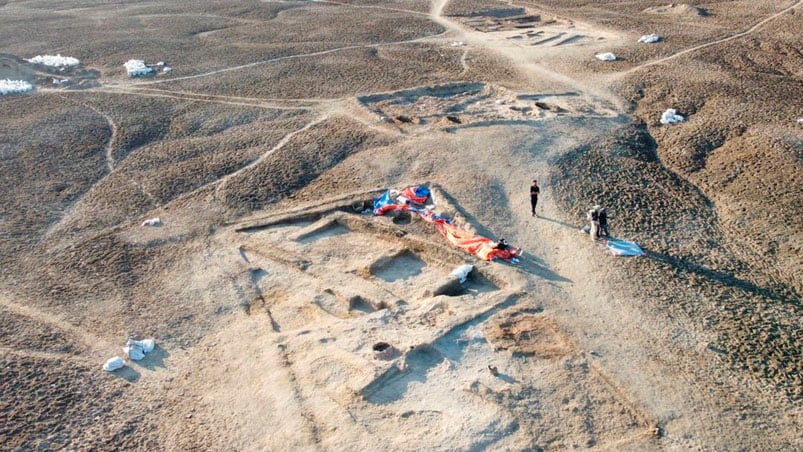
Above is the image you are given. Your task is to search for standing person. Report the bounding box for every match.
[587,206,600,241]
[530,180,540,217]
[598,207,609,237]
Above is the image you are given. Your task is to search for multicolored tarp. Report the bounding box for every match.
[373,185,520,263]
[373,185,432,215]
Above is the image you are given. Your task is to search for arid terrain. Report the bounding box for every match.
[0,0,801,450]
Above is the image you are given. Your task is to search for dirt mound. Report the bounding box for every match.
[643,3,709,16]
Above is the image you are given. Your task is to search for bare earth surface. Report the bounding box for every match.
[0,0,801,450]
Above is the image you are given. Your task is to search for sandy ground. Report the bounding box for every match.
[0,0,801,450]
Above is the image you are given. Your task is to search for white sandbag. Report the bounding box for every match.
[450,264,474,283]
[0,79,33,95]
[638,34,661,43]
[135,338,155,353]
[124,59,153,77]
[26,54,80,67]
[595,52,617,61]
[103,356,125,371]
[142,217,161,226]
[660,109,685,124]
[124,341,145,361]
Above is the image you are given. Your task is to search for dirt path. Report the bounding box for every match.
[213,115,329,196]
[38,95,120,240]
[97,113,331,213]
[416,0,798,446]
[315,0,430,17]
[0,293,115,355]
[101,112,117,172]
[621,0,802,76]
[94,87,312,111]
[52,93,117,172]
[117,30,448,87]
[443,121,799,447]
[103,86,324,105]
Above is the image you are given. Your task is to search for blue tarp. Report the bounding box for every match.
[606,239,644,256]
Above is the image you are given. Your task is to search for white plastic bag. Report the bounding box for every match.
[595,53,616,61]
[660,109,685,125]
[638,34,661,43]
[0,80,34,95]
[141,217,162,226]
[124,338,156,360]
[136,339,156,353]
[124,340,145,361]
[103,356,125,371]
[450,264,474,283]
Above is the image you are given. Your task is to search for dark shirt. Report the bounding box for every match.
[599,210,608,225]
[530,185,540,199]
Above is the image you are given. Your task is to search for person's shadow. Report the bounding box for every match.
[515,253,573,283]
[495,372,517,384]
[536,215,579,230]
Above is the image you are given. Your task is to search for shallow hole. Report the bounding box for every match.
[392,212,412,225]
[349,295,376,313]
[373,342,391,352]
[371,251,426,282]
